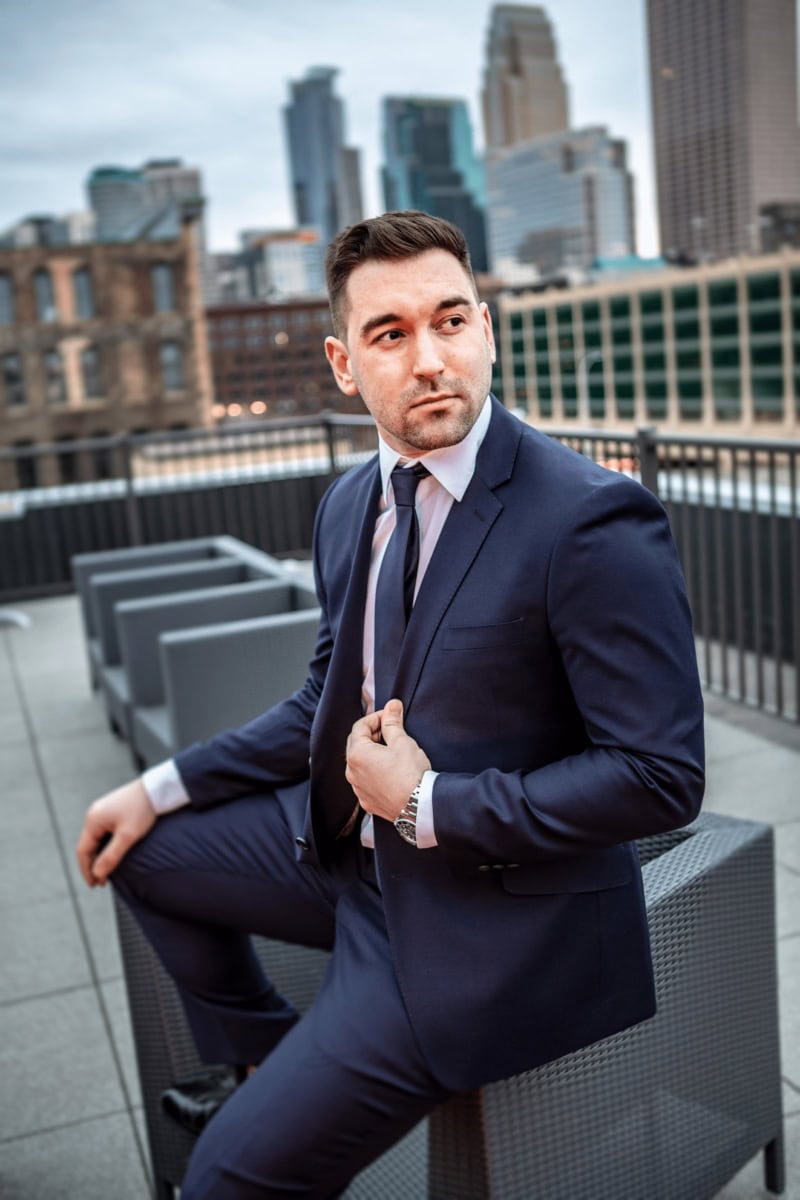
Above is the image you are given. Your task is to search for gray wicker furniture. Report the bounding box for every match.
[112,811,784,1199]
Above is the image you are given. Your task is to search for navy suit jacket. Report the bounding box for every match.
[176,398,705,1090]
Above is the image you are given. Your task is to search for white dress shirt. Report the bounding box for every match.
[144,396,492,851]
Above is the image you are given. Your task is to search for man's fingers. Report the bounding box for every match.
[91,834,128,886]
[380,699,405,743]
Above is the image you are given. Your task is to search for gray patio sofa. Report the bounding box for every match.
[72,537,240,689]
[71,538,306,749]
[112,811,784,1199]
[133,597,321,766]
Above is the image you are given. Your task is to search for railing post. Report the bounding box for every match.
[322,412,338,474]
[121,435,143,546]
[637,425,660,497]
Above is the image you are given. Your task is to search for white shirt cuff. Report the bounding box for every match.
[414,770,438,848]
[142,759,191,815]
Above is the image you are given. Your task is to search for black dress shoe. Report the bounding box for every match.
[162,1065,242,1135]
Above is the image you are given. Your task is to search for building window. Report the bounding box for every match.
[44,349,67,404]
[13,440,38,489]
[81,346,103,398]
[33,268,57,322]
[56,435,78,484]
[0,273,14,325]
[72,268,95,319]
[2,354,26,407]
[90,430,113,480]
[159,341,185,390]
[151,263,175,313]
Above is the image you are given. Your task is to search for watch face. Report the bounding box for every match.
[395,818,417,845]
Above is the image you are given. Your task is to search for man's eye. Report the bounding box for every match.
[376,329,404,343]
[442,316,465,330]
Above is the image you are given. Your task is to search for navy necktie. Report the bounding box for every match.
[373,462,429,710]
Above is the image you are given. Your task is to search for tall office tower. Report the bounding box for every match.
[647,0,800,260]
[87,166,150,241]
[141,159,203,208]
[87,160,206,241]
[284,67,364,246]
[486,127,636,278]
[482,4,569,150]
[382,96,488,270]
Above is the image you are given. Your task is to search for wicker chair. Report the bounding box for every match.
[113,811,784,1199]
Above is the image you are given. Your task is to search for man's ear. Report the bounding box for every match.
[480,302,497,364]
[325,336,359,396]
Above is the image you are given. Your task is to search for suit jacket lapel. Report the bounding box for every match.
[310,459,381,846]
[392,399,522,709]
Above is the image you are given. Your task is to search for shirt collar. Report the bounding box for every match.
[378,395,492,503]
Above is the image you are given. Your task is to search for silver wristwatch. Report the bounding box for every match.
[394,781,423,846]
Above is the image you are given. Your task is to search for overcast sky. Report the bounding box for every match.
[1,0,659,254]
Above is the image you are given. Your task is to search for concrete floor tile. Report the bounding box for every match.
[0,989,127,1139]
[776,862,800,939]
[0,1112,149,1200]
[703,745,800,824]
[704,713,776,765]
[779,935,800,1091]
[0,894,90,1003]
[0,821,68,907]
[101,978,143,1109]
[776,821,800,874]
[73,884,124,983]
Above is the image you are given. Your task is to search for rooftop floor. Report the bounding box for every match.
[1,594,798,1198]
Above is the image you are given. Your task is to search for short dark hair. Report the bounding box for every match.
[324,210,477,340]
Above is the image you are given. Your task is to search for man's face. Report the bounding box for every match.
[325,249,496,457]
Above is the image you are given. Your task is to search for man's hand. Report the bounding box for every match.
[76,779,156,888]
[345,699,431,822]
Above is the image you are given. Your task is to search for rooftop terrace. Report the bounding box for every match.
[1,594,798,1198]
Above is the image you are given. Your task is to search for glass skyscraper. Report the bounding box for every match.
[382,97,487,271]
[283,67,363,247]
[486,126,636,279]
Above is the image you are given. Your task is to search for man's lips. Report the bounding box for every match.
[409,394,457,409]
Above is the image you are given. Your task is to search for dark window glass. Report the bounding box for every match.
[708,280,737,307]
[672,285,699,312]
[640,291,663,316]
[2,354,25,406]
[34,269,56,322]
[0,273,14,325]
[81,346,103,398]
[747,273,780,303]
[73,268,95,319]
[13,440,37,489]
[151,263,175,313]
[44,349,67,404]
[159,341,185,390]
[56,435,78,483]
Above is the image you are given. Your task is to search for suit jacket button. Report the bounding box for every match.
[478,864,491,872]
[295,836,310,850]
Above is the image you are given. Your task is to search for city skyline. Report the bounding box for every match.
[2,0,658,254]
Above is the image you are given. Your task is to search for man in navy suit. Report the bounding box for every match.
[77,211,704,1198]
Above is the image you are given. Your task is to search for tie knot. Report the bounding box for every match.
[391,462,429,508]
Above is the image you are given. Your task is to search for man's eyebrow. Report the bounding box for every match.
[359,295,476,341]
[360,312,402,339]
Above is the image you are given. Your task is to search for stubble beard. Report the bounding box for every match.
[391,367,491,453]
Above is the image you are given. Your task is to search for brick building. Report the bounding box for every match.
[206,298,363,419]
[0,207,212,488]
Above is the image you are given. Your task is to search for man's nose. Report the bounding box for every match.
[412,332,445,379]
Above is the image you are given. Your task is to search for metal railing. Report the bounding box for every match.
[547,426,800,724]
[1,415,798,723]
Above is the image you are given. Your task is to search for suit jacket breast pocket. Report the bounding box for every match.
[442,616,529,651]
